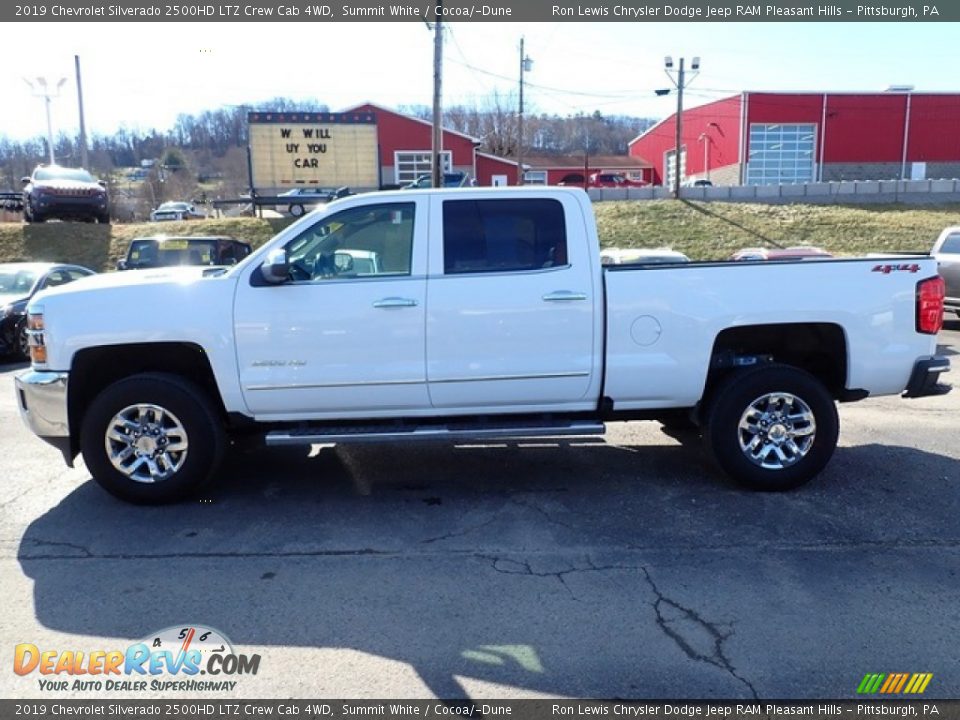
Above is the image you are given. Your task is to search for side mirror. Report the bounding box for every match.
[98,180,107,188]
[116,259,127,271]
[260,248,289,284]
[21,177,30,185]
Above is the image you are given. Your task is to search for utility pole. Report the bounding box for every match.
[75,55,89,169]
[517,37,532,185]
[431,7,443,189]
[25,76,67,165]
[673,57,684,198]
[663,56,700,198]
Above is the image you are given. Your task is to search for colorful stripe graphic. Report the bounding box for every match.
[857,673,933,694]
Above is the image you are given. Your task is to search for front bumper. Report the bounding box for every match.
[14,370,73,463]
[34,196,107,219]
[903,356,951,398]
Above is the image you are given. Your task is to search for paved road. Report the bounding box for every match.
[1,321,958,700]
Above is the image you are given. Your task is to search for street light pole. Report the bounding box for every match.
[663,56,700,198]
[431,7,444,189]
[673,57,684,198]
[25,76,67,165]
[517,37,532,185]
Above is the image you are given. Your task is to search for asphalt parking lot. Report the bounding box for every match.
[1,320,958,700]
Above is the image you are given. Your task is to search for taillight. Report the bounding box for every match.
[916,276,945,335]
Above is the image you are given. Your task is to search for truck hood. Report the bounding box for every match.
[27,266,234,309]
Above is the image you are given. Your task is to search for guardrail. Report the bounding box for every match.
[0,191,23,212]
[588,179,960,205]
[211,186,352,211]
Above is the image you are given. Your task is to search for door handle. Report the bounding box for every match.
[542,291,588,302]
[373,297,418,308]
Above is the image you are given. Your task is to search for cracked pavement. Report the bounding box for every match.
[1,320,959,700]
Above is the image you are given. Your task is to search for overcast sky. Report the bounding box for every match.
[1,21,956,142]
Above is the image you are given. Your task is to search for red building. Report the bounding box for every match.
[628,91,960,186]
[348,103,524,187]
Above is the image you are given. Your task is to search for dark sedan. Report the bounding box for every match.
[22,165,110,224]
[0,263,96,358]
[116,236,252,270]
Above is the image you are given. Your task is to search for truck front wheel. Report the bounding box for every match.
[703,364,838,491]
[80,373,225,504]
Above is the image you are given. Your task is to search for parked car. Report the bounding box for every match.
[402,172,469,189]
[684,179,714,187]
[149,201,206,222]
[279,186,351,217]
[21,165,109,224]
[730,246,833,262]
[116,236,252,270]
[932,226,960,317]
[15,187,949,503]
[0,263,95,358]
[588,172,647,188]
[556,173,586,186]
[600,248,690,266]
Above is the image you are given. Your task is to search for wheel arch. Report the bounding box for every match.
[67,342,226,461]
[705,322,849,407]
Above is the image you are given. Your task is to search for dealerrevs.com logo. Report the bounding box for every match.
[13,625,261,692]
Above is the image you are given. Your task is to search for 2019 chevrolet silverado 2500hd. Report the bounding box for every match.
[15,188,950,504]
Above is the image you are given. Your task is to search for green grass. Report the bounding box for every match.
[593,200,960,259]
[2,200,960,270]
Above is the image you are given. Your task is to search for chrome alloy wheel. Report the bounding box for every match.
[104,404,189,483]
[737,392,816,470]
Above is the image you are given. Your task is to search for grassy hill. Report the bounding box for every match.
[2,200,959,271]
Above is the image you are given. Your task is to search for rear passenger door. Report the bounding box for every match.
[426,195,599,410]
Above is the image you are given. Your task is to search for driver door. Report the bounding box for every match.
[234,199,429,418]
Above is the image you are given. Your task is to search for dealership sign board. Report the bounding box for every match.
[248,111,379,189]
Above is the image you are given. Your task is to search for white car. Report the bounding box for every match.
[15,187,950,503]
[150,201,206,222]
[600,248,690,266]
[279,187,352,217]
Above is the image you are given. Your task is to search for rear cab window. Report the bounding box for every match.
[940,233,960,254]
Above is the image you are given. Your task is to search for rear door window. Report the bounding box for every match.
[442,199,567,274]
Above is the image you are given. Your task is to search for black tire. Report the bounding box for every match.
[289,203,305,217]
[80,373,225,504]
[25,204,44,223]
[703,364,838,491]
[97,213,111,224]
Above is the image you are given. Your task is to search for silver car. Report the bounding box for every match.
[933,227,960,317]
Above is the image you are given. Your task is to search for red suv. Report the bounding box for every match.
[22,165,109,224]
[588,172,647,188]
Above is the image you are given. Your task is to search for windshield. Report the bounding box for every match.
[158,202,189,210]
[34,167,96,183]
[0,266,39,295]
[126,239,218,268]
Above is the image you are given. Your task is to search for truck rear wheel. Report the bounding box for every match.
[80,373,225,504]
[703,364,838,491]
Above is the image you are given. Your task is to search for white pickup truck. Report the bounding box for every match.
[15,188,951,504]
